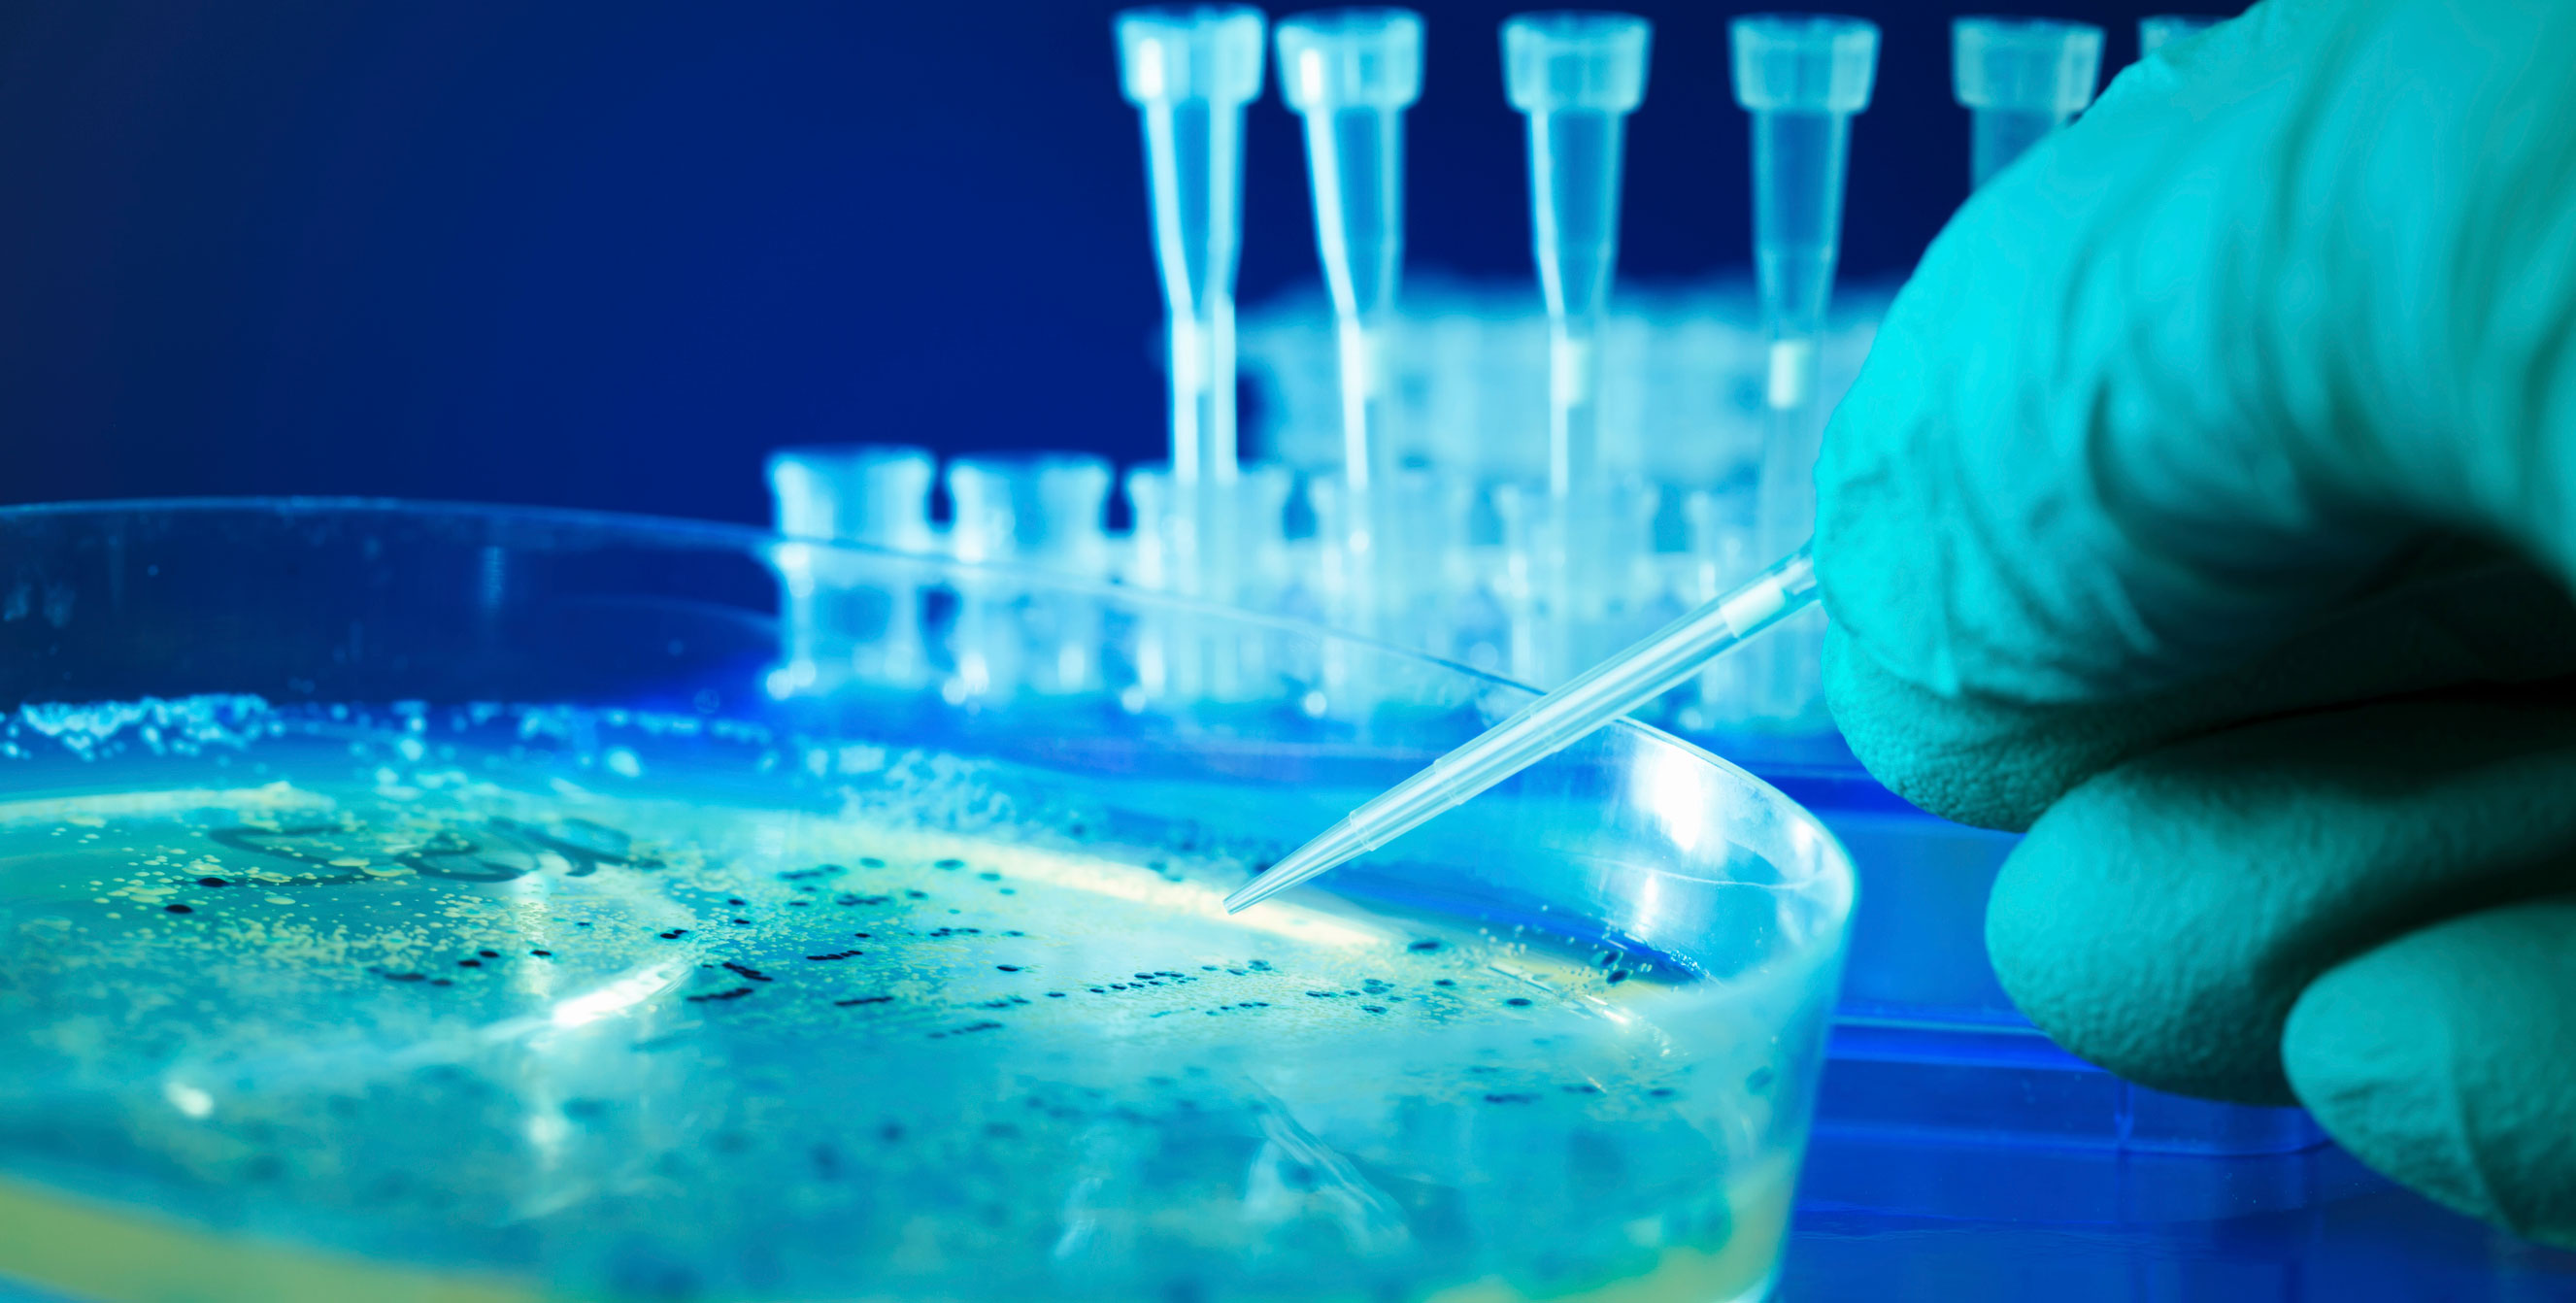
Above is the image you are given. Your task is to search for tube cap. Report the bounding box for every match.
[766,445,936,550]
[946,452,1113,566]
[1502,12,1651,115]
[2139,14,2221,57]
[1952,17,2104,116]
[1278,8,1424,113]
[1118,5,1268,107]
[1728,14,1880,115]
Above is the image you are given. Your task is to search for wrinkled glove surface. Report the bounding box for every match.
[1815,0,2576,1246]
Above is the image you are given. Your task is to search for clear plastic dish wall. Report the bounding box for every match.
[0,500,1855,1303]
[773,433,2326,1159]
[861,276,2325,1158]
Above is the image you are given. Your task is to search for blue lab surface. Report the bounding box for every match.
[1781,1126,2576,1299]
[1760,758,2328,1157]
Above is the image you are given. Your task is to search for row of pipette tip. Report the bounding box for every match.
[1239,279,1883,504]
[765,9,2226,735]
[1231,11,2231,910]
[1111,4,2211,545]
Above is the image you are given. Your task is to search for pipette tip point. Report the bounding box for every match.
[1221,879,1277,915]
[1221,844,1334,914]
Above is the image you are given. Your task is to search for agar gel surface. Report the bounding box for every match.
[0,700,1804,1303]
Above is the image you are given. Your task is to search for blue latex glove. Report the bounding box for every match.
[1816,0,2576,1244]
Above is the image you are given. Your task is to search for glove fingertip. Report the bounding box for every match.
[2285,897,2576,1250]
[1823,626,2062,832]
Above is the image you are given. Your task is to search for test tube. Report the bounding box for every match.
[1121,462,1294,704]
[1277,8,1423,626]
[1221,463,1298,694]
[1502,12,1650,509]
[2138,14,2221,57]
[764,446,938,694]
[1952,17,2104,190]
[946,453,1116,576]
[1117,5,1267,599]
[1304,462,1467,710]
[1485,481,1555,685]
[948,453,1115,698]
[1121,464,1182,594]
[766,445,937,552]
[1730,14,1877,718]
[1383,466,1478,652]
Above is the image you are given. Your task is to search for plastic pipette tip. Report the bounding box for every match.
[1224,825,1363,913]
[1226,545,1822,914]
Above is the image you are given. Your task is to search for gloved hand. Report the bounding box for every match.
[1815,0,2576,1245]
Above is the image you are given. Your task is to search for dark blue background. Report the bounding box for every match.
[0,2,2205,523]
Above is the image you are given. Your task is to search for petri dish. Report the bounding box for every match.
[0,500,1854,1303]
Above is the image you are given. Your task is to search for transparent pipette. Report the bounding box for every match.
[1503,13,1649,510]
[1730,14,1877,718]
[1278,13,1421,496]
[1952,17,2104,190]
[1279,8,1424,624]
[1503,12,1650,682]
[1117,5,1268,598]
[2138,14,2220,56]
[1224,544,1818,913]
